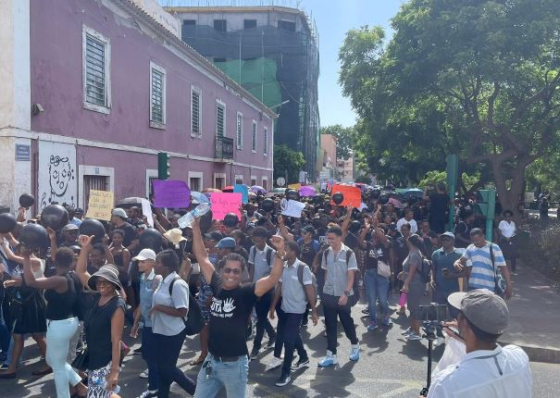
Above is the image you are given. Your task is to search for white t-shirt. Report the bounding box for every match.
[498,220,516,239]
[396,217,418,235]
[428,345,533,398]
[151,272,190,336]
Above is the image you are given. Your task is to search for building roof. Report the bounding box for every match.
[118,0,277,118]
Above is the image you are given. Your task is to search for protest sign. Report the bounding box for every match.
[234,184,249,204]
[288,183,301,190]
[86,190,114,221]
[141,198,154,227]
[211,193,242,220]
[280,199,306,218]
[330,185,362,207]
[152,180,190,208]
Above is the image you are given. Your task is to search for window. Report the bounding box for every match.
[251,121,257,152]
[183,19,196,26]
[83,26,111,113]
[235,175,244,185]
[236,112,243,149]
[150,62,166,128]
[262,177,268,190]
[214,173,226,190]
[216,101,226,137]
[263,127,268,155]
[214,19,226,32]
[244,19,257,29]
[278,20,296,32]
[191,86,202,137]
[188,171,204,192]
[251,176,257,186]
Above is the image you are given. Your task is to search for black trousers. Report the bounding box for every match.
[154,328,196,397]
[278,312,307,375]
[253,290,276,350]
[322,294,358,354]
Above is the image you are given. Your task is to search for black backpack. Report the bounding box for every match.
[169,277,204,336]
[419,257,433,284]
[297,263,318,300]
[322,248,361,306]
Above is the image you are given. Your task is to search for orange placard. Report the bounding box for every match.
[330,185,362,207]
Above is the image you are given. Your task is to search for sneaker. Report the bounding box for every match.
[401,327,413,336]
[349,344,360,361]
[382,317,393,327]
[250,347,259,360]
[406,333,422,341]
[318,351,338,368]
[367,321,378,331]
[139,369,149,379]
[275,372,291,387]
[291,357,309,370]
[133,346,143,355]
[136,390,158,398]
[266,356,283,371]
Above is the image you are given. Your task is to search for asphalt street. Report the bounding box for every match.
[2,294,558,397]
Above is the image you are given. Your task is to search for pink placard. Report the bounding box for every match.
[210,193,242,220]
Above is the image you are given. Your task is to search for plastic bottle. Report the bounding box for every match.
[178,203,211,229]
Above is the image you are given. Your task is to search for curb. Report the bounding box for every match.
[499,341,560,364]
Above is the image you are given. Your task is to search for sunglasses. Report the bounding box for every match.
[222,267,242,275]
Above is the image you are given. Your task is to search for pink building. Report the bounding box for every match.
[0,0,275,213]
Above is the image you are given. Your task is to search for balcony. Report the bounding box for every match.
[215,135,233,161]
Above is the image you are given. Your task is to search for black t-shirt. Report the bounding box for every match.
[344,232,359,251]
[114,222,138,247]
[364,242,390,269]
[299,239,319,267]
[429,193,449,221]
[208,272,257,357]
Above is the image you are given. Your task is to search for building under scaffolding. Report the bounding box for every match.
[163,2,320,181]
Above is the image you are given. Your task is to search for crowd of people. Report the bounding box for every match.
[0,182,533,397]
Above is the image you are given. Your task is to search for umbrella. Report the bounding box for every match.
[388,197,404,208]
[191,191,210,204]
[299,186,316,197]
[222,186,234,192]
[202,188,222,193]
[251,185,267,195]
[116,197,144,209]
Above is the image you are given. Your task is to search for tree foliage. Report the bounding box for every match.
[321,124,356,160]
[273,144,306,185]
[419,171,481,192]
[339,0,560,212]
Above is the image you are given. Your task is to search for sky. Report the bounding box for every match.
[298,1,405,128]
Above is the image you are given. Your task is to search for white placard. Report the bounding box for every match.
[280,199,306,218]
[141,198,154,228]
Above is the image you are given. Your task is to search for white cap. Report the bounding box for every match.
[133,248,156,262]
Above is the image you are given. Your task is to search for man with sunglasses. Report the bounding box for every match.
[191,217,285,398]
[431,232,463,306]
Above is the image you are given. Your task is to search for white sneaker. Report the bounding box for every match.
[136,390,158,398]
[401,327,413,336]
[349,344,360,361]
[139,369,149,379]
[266,356,283,371]
[318,350,338,368]
[406,333,422,341]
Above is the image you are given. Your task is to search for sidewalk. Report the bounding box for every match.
[499,263,560,363]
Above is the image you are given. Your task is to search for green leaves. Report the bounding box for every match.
[273,145,306,185]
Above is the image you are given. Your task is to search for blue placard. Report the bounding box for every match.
[15,144,30,161]
[234,184,249,204]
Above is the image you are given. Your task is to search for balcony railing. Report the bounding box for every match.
[215,135,234,160]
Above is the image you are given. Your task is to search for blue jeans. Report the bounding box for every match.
[194,354,249,398]
[364,269,390,321]
[46,317,82,398]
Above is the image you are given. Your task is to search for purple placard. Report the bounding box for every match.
[152,180,191,208]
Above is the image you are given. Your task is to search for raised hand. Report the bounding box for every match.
[270,235,285,252]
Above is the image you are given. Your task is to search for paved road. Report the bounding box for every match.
[2,295,558,397]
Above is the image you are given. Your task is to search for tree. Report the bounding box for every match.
[339,0,560,214]
[321,124,356,160]
[273,144,306,185]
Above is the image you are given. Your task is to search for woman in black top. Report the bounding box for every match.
[22,246,88,398]
[76,235,125,398]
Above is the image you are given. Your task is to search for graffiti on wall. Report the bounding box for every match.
[38,141,77,210]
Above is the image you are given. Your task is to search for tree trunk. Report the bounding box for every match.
[492,160,525,224]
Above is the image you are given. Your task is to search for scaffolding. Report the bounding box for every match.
[165,4,320,180]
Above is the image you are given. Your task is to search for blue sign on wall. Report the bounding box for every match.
[15,144,31,161]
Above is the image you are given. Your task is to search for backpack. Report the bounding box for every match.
[249,246,274,267]
[322,248,361,306]
[297,262,318,300]
[169,277,204,336]
[419,257,433,284]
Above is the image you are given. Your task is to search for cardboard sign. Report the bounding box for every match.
[288,183,301,190]
[280,199,306,218]
[86,190,114,221]
[234,184,249,204]
[211,193,242,220]
[152,180,190,208]
[330,185,362,207]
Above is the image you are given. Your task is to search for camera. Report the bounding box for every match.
[418,303,447,338]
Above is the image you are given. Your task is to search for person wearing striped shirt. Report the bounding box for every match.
[453,228,512,299]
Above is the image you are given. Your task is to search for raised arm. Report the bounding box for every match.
[76,235,95,288]
[276,215,294,242]
[358,220,370,250]
[254,235,285,297]
[47,228,58,263]
[191,217,215,285]
[340,206,354,238]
